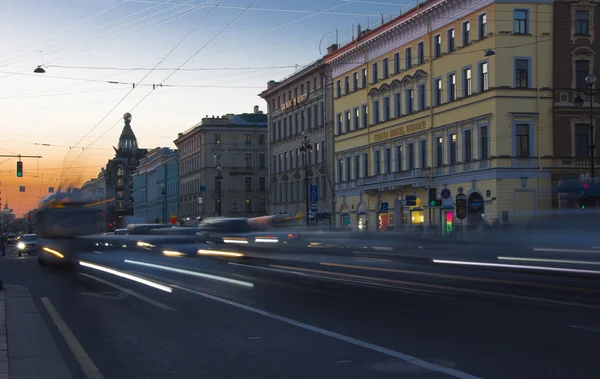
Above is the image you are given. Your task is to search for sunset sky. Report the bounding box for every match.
[0,0,413,216]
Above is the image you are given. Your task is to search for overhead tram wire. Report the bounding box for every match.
[64,0,261,179]
[51,0,228,186]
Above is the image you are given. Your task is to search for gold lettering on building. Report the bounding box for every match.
[373,121,427,142]
[281,93,308,110]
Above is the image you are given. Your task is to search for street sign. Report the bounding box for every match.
[310,193,318,202]
[310,185,318,194]
[380,202,389,212]
[200,186,206,192]
[441,188,451,200]
[456,194,467,220]
[405,195,417,206]
[310,202,318,212]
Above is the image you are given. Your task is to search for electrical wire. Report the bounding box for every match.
[44,64,299,71]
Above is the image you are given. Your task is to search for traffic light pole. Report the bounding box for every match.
[0,154,43,177]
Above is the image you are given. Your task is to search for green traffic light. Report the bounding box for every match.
[430,201,436,206]
[16,161,23,177]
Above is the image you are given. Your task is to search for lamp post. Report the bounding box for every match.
[214,154,223,217]
[574,73,597,179]
[299,132,313,227]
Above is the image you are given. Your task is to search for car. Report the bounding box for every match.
[17,234,37,255]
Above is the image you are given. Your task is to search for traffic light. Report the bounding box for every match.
[456,194,467,220]
[428,187,441,207]
[580,197,587,210]
[16,161,23,177]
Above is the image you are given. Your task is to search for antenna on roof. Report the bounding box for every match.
[378,12,384,25]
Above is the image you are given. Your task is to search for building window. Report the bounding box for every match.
[301,111,305,132]
[307,108,312,129]
[245,177,252,191]
[408,144,414,170]
[362,153,369,177]
[214,153,221,167]
[396,145,403,171]
[245,198,252,213]
[345,157,352,181]
[434,78,442,105]
[345,110,351,132]
[436,137,443,167]
[283,152,288,171]
[394,92,401,117]
[313,104,318,127]
[354,107,360,130]
[372,62,378,83]
[214,134,221,144]
[361,68,367,88]
[576,60,590,89]
[258,197,266,213]
[448,73,457,101]
[575,124,590,157]
[515,58,530,88]
[480,126,489,159]
[417,84,426,110]
[361,104,368,128]
[353,72,359,91]
[294,113,299,134]
[385,148,391,173]
[417,41,424,64]
[354,155,360,180]
[344,76,350,95]
[405,89,414,114]
[245,134,251,145]
[259,153,265,168]
[447,28,455,52]
[433,35,442,58]
[405,47,412,69]
[516,124,530,157]
[393,52,400,74]
[449,133,457,164]
[575,10,590,36]
[463,67,472,96]
[258,134,265,145]
[382,57,389,78]
[513,9,529,34]
[337,159,343,182]
[478,13,488,38]
[374,151,381,175]
[336,113,342,134]
[464,130,472,162]
[336,80,341,97]
[463,21,470,45]
[383,97,390,121]
[478,61,489,92]
[372,100,380,124]
[245,153,252,168]
[419,140,427,168]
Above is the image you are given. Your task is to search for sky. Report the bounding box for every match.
[0,0,417,216]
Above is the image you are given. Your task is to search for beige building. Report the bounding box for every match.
[174,107,269,221]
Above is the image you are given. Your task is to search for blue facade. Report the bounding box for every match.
[133,148,179,223]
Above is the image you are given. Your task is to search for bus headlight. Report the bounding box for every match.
[17,242,25,250]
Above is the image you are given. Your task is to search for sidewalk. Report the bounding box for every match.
[1,285,73,379]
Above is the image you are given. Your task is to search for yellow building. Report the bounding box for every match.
[325,0,553,232]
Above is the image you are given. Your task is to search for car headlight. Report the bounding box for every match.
[17,242,25,250]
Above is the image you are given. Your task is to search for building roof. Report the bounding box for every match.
[259,59,323,98]
[174,110,267,144]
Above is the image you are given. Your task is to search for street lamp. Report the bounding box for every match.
[299,132,313,227]
[214,154,223,217]
[574,73,597,179]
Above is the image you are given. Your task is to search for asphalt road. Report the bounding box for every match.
[1,248,600,379]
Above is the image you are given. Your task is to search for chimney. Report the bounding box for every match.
[327,44,338,54]
[267,80,277,88]
[253,105,259,114]
[357,24,361,38]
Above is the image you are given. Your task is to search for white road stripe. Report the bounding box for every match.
[499,256,600,266]
[169,282,480,379]
[533,248,600,254]
[433,259,600,275]
[124,259,254,288]
[569,325,600,333]
[79,273,176,311]
[41,297,105,379]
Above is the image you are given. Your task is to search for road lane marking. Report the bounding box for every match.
[433,259,600,275]
[79,273,176,311]
[271,265,600,310]
[498,256,600,266]
[533,247,600,254]
[40,297,105,379]
[320,262,600,295]
[168,284,480,379]
[569,325,600,333]
[79,261,172,293]
[124,259,254,288]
